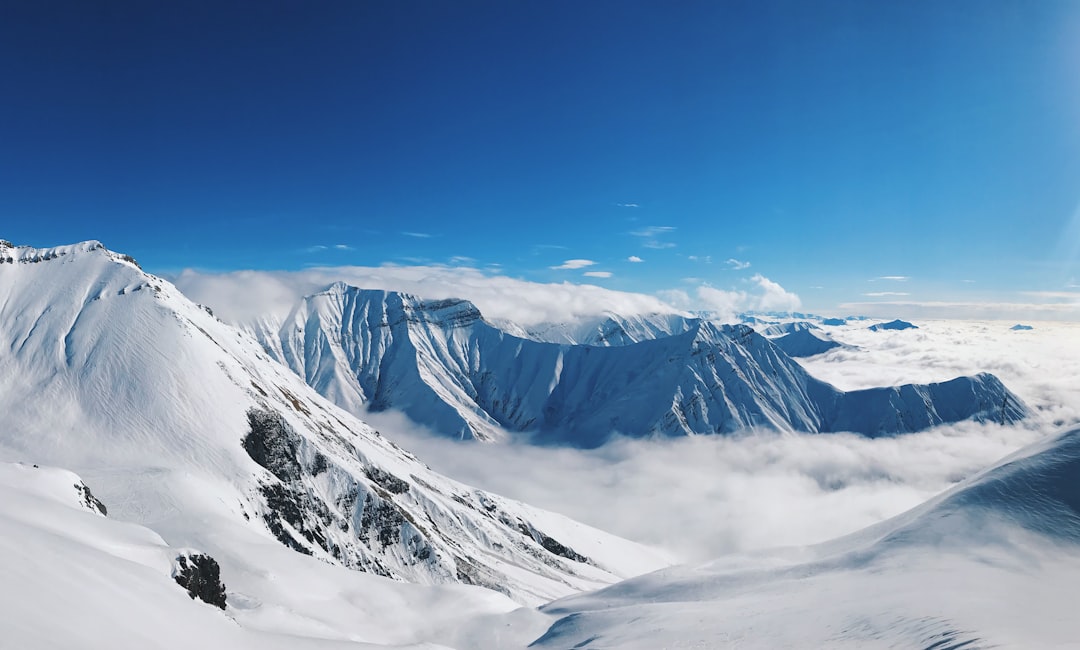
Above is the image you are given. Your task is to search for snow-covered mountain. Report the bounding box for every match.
[528,424,1080,648]
[0,240,670,619]
[248,284,1028,446]
[487,311,696,346]
[771,327,845,357]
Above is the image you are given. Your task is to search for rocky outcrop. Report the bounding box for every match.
[172,553,227,610]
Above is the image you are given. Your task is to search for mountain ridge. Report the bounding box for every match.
[248,283,1028,446]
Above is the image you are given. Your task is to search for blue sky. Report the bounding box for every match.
[3,1,1080,317]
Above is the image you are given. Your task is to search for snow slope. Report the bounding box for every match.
[528,424,1080,648]
[0,240,670,642]
[249,284,1028,446]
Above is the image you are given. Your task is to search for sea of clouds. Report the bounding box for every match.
[176,268,1080,565]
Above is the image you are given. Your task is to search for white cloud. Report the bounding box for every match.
[751,274,802,312]
[838,299,1080,320]
[863,291,911,297]
[688,255,713,264]
[448,256,475,265]
[617,203,640,208]
[726,258,751,270]
[583,271,613,278]
[657,289,691,309]
[697,286,747,322]
[627,256,644,263]
[401,231,433,238]
[630,226,674,237]
[872,276,910,282]
[302,245,328,253]
[172,265,687,327]
[551,259,597,270]
[333,244,353,251]
[630,226,676,249]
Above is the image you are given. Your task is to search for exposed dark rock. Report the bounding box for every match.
[360,494,405,548]
[259,482,333,554]
[74,481,107,516]
[173,554,227,610]
[516,521,590,564]
[365,466,410,494]
[243,408,302,482]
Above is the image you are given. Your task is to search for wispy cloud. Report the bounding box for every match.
[725,258,750,270]
[871,276,910,282]
[333,244,353,251]
[617,203,640,208]
[630,225,676,249]
[627,255,644,263]
[864,291,911,297]
[688,255,713,264]
[584,271,613,278]
[695,274,801,322]
[401,231,433,238]
[302,245,328,253]
[1021,291,1080,301]
[448,256,475,265]
[551,259,597,270]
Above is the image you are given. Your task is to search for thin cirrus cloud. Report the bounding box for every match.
[551,259,597,270]
[303,244,353,253]
[401,231,434,238]
[871,275,909,282]
[584,271,613,278]
[617,203,640,208]
[630,226,676,249]
[864,291,911,297]
[726,258,751,270]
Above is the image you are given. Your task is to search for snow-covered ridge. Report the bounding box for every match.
[0,238,141,268]
[0,239,670,610]
[251,283,1029,446]
[528,424,1080,648]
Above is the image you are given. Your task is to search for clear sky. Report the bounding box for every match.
[3,1,1080,317]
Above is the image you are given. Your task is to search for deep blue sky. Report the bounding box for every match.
[3,1,1080,314]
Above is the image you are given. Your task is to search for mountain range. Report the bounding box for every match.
[244,282,1027,446]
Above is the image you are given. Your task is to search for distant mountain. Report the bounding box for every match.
[821,317,846,326]
[772,328,843,357]
[757,321,819,338]
[249,284,1027,447]
[529,424,1080,648]
[0,240,669,609]
[869,319,918,331]
[1011,324,1034,331]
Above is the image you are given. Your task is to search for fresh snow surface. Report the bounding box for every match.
[525,424,1080,649]
[246,284,1027,446]
[0,241,670,646]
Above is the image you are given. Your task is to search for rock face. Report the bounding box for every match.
[173,553,227,610]
[248,285,1028,447]
[74,480,108,516]
[0,241,669,606]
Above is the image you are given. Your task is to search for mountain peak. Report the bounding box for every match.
[0,239,142,269]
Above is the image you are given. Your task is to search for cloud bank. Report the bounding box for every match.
[172,265,689,327]
[367,320,1074,563]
